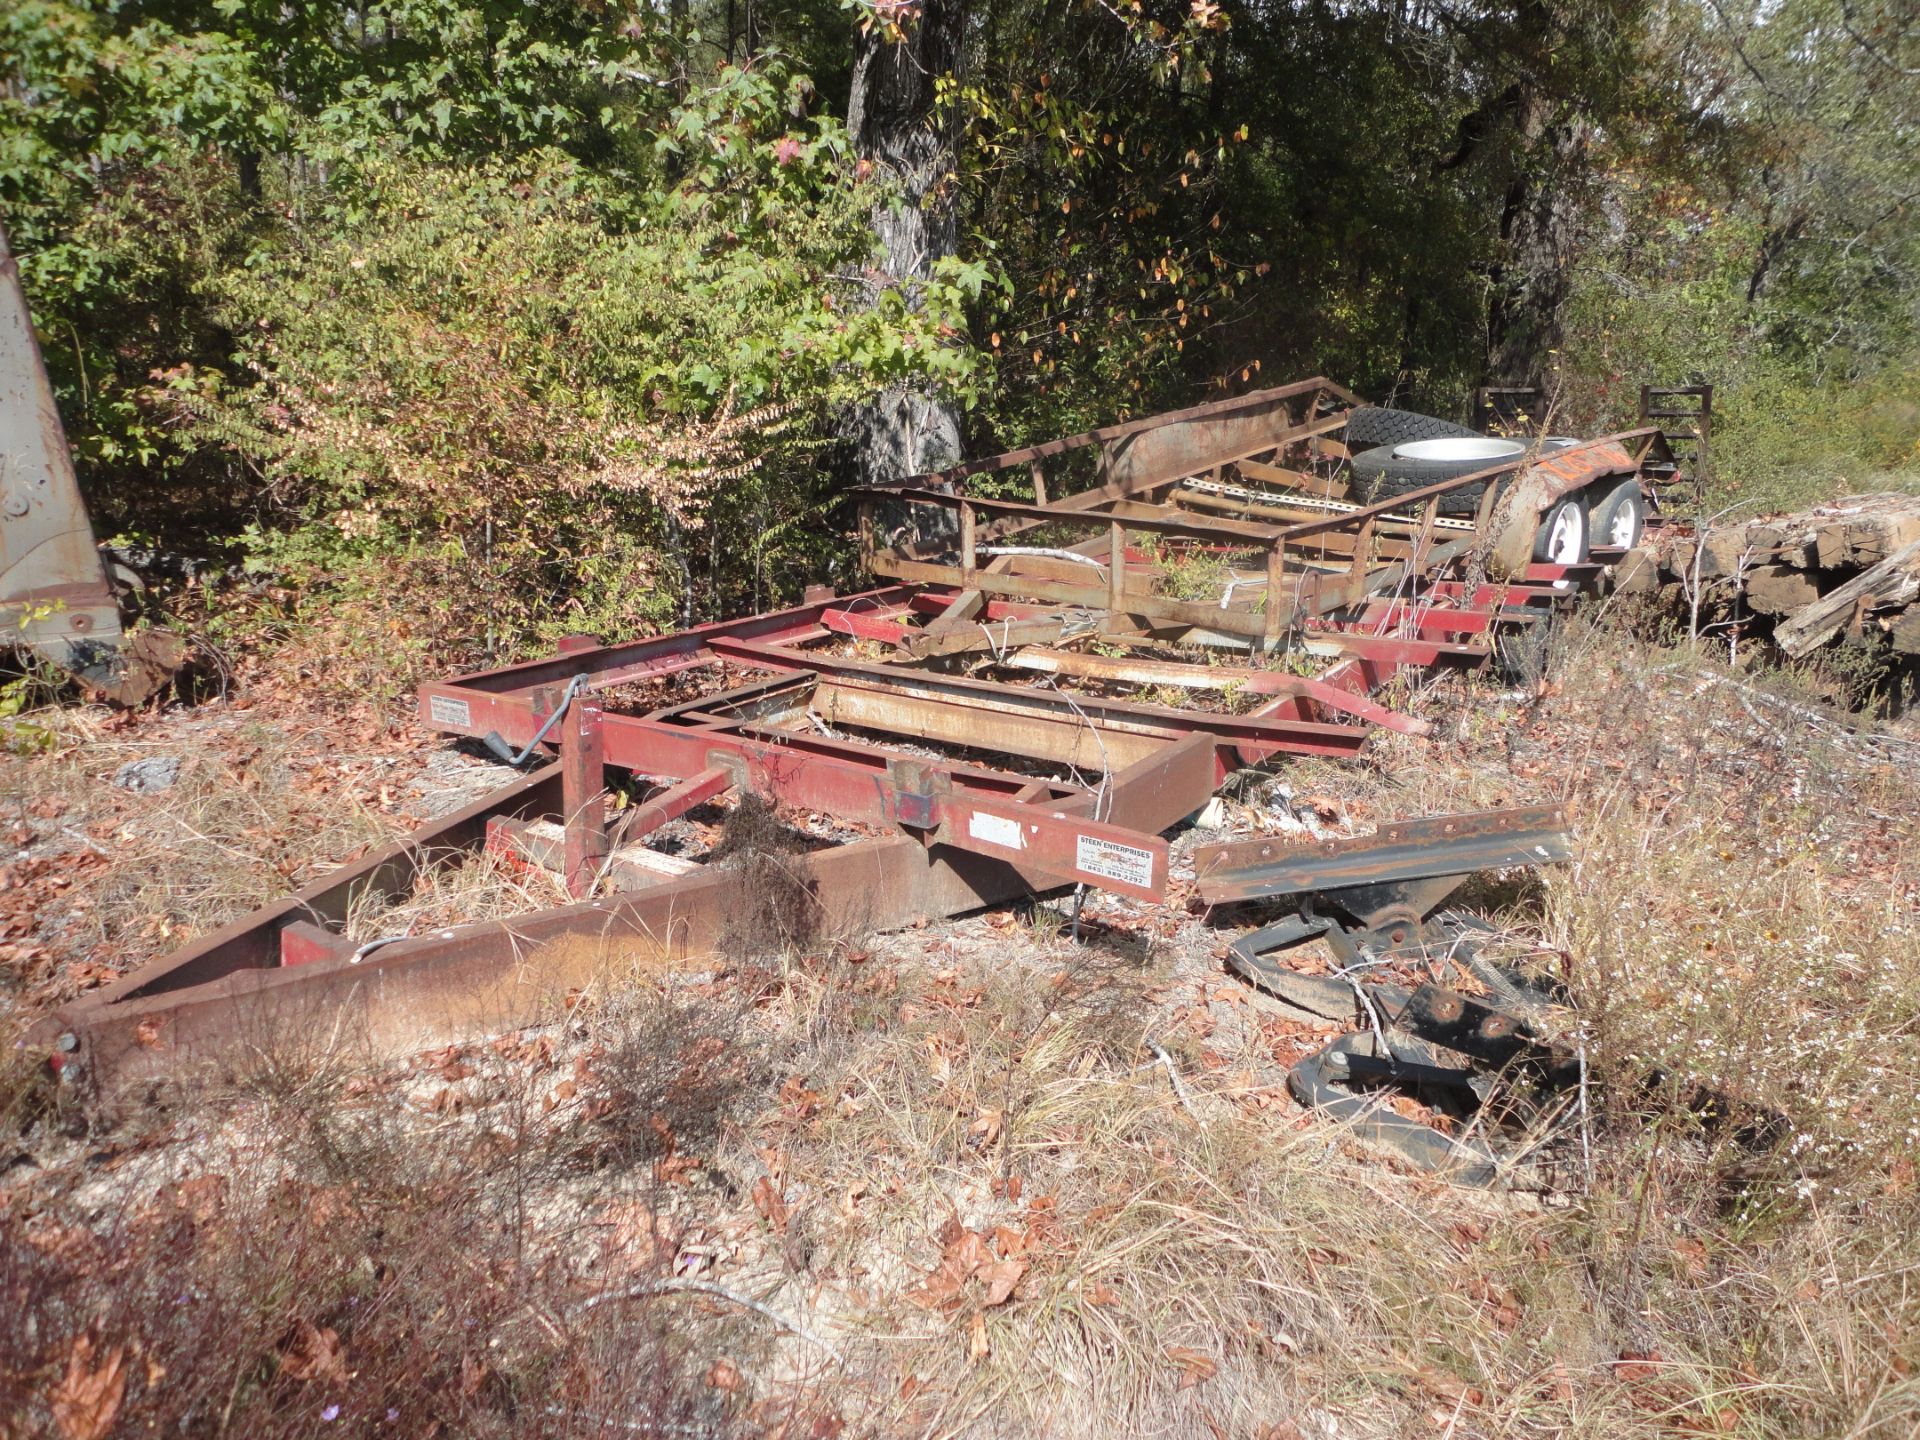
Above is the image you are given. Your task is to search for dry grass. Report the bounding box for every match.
[5,619,1918,1438]
[0,704,401,988]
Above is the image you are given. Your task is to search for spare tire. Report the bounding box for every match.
[1341,406,1480,452]
[1348,436,1529,515]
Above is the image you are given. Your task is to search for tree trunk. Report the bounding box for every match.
[1485,86,1589,391]
[1484,0,1592,393]
[846,0,967,485]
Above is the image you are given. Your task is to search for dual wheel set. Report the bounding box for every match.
[1341,407,1650,564]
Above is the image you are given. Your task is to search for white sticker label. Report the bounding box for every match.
[1075,835,1156,890]
[429,695,472,728]
[967,811,1026,851]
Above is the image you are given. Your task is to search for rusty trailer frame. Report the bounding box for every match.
[40,381,1671,1092]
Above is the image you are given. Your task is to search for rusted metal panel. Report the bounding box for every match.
[1485,440,1641,579]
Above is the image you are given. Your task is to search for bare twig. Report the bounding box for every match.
[1139,1042,1206,1127]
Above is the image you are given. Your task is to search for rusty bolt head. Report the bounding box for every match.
[1425,993,1464,1023]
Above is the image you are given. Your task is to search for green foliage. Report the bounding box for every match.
[3,6,986,683]
[1558,0,1919,512]
[2,0,1916,696]
[173,114,977,670]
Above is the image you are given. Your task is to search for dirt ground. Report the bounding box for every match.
[2,616,1917,1439]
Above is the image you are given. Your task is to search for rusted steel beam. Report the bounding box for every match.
[908,378,1357,486]
[1235,458,1352,500]
[1195,805,1572,905]
[820,605,916,646]
[614,766,734,845]
[416,585,923,712]
[1000,646,1428,736]
[1424,580,1567,606]
[871,551,1291,641]
[48,726,1222,1093]
[856,485,1295,548]
[62,765,565,1008]
[925,793,1169,901]
[46,836,1044,1092]
[698,639,1372,761]
[561,694,608,898]
[904,612,1099,660]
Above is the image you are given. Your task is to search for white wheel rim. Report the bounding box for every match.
[1607,502,1638,548]
[1393,437,1527,462]
[1546,504,1583,564]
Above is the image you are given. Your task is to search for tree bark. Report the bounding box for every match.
[1484,1,1592,392]
[1485,87,1589,390]
[846,0,967,485]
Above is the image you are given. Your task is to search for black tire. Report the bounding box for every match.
[1341,406,1479,452]
[1585,477,1647,550]
[1347,439,1529,515]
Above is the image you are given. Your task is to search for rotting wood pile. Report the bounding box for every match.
[1630,491,1920,658]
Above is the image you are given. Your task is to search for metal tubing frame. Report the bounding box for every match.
[43,379,1677,1092]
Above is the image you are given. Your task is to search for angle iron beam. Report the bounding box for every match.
[46,836,1056,1093]
[417,584,921,710]
[1194,805,1571,905]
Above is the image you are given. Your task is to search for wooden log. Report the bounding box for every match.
[1775,539,1920,656]
[1743,523,1818,569]
[1744,564,1821,617]
[1815,512,1920,570]
[1611,545,1663,596]
[1889,607,1920,655]
[1696,528,1758,580]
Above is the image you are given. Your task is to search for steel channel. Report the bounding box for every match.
[1195,807,1571,904]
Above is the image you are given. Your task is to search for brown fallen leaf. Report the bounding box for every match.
[50,1335,127,1440]
[459,1353,489,1398]
[980,1259,1026,1307]
[1411,1365,1483,1408]
[276,1319,349,1385]
[751,1176,789,1234]
[1167,1345,1217,1389]
[967,1313,990,1364]
[1613,1350,1665,1385]
[1673,1236,1708,1280]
